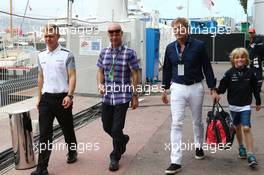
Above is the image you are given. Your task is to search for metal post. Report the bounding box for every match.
[141,21,146,84]
[66,0,73,49]
[187,0,189,19]
[212,34,216,64]
[10,0,13,39]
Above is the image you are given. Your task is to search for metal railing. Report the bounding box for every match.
[0,66,38,107]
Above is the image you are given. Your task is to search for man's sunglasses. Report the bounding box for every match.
[44,35,56,38]
[108,29,122,34]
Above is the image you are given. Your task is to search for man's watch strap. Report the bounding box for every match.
[132,92,138,97]
[67,94,74,100]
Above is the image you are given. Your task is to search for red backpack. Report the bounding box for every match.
[205,102,236,149]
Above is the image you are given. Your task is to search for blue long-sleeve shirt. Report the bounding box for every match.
[162,37,216,89]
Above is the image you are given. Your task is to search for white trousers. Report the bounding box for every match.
[170,82,205,164]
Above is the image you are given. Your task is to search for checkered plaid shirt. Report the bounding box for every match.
[97,44,140,105]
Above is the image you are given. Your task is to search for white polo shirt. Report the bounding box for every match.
[38,44,76,94]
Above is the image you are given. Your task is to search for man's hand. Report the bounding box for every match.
[256,105,261,111]
[62,96,73,109]
[36,97,41,110]
[98,83,105,95]
[162,90,169,104]
[131,96,139,110]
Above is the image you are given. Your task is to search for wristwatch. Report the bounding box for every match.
[67,94,74,100]
[132,92,138,97]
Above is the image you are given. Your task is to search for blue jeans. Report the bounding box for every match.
[230,110,251,127]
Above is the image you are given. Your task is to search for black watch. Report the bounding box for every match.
[132,92,138,97]
[67,94,74,100]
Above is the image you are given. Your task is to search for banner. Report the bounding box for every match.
[79,36,101,56]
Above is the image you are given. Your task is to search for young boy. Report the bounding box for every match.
[214,47,261,168]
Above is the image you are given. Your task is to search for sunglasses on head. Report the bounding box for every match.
[108,29,121,34]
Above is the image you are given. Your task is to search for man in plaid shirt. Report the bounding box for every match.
[96,23,140,171]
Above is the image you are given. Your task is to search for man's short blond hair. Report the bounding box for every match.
[229,47,250,66]
[171,17,189,28]
[43,24,60,35]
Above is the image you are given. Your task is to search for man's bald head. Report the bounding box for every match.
[108,23,122,31]
[107,23,123,48]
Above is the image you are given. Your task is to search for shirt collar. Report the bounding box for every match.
[234,66,247,71]
[109,44,124,52]
[46,44,61,54]
[176,36,191,46]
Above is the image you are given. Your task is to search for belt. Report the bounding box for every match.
[43,92,67,98]
[178,80,201,86]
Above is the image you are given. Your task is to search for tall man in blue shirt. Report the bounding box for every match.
[162,18,218,174]
[97,23,140,172]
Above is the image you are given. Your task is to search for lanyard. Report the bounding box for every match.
[108,48,121,81]
[175,42,183,62]
[175,41,190,62]
[111,52,118,63]
[110,49,120,69]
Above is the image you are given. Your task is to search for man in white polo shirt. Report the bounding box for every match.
[31,24,77,175]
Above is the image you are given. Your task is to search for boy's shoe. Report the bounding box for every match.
[195,148,205,160]
[247,155,258,168]
[238,146,247,159]
[165,164,182,174]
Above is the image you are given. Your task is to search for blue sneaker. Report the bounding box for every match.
[247,155,258,168]
[238,146,247,159]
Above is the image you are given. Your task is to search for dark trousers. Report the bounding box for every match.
[101,102,129,161]
[251,67,263,92]
[37,93,77,169]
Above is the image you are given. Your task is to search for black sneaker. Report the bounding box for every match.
[67,151,78,164]
[109,160,119,171]
[121,135,130,155]
[165,164,182,174]
[31,168,49,175]
[195,148,205,160]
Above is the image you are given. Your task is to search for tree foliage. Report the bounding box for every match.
[239,0,248,14]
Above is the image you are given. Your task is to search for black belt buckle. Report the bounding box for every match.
[44,92,67,98]
[184,80,196,85]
